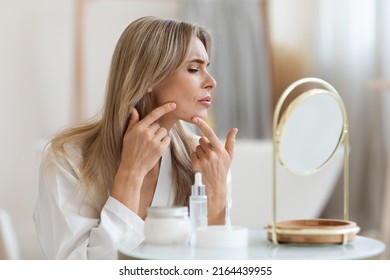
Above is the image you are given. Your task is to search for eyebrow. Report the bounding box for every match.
[188,58,210,66]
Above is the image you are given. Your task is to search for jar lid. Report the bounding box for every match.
[147,206,188,218]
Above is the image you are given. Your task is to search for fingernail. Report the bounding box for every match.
[233,129,238,139]
[169,103,176,110]
[192,117,199,123]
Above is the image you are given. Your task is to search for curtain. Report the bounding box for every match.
[182,0,271,139]
[311,0,389,258]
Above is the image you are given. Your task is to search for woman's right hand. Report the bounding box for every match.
[111,102,176,212]
[120,102,176,178]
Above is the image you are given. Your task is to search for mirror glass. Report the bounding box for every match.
[277,89,344,175]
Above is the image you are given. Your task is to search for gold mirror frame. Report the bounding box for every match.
[269,77,360,245]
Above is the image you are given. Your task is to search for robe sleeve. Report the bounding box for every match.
[33,149,144,259]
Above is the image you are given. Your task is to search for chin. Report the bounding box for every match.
[180,111,208,123]
[196,109,209,119]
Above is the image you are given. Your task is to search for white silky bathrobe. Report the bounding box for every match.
[33,145,231,259]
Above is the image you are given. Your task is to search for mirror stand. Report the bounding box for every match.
[268,77,360,245]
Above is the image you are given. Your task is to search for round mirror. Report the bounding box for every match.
[269,78,357,246]
[276,89,345,175]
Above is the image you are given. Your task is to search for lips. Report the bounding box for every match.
[198,96,211,102]
[198,96,211,108]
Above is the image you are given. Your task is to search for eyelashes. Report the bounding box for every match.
[188,68,199,73]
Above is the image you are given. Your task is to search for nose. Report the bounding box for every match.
[203,71,217,90]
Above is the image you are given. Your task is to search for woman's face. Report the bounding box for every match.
[150,37,217,126]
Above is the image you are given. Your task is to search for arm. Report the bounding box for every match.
[33,103,176,259]
[33,150,144,259]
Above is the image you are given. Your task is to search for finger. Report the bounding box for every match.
[160,135,171,150]
[148,123,160,134]
[199,136,211,152]
[142,102,176,127]
[128,107,140,129]
[192,117,221,148]
[195,145,205,158]
[225,128,238,159]
[153,135,171,157]
[191,152,200,171]
[191,151,199,161]
[154,127,168,141]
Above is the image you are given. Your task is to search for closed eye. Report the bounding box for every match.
[188,68,199,73]
[187,58,210,74]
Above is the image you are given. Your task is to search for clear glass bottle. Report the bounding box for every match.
[190,172,208,233]
[144,206,190,245]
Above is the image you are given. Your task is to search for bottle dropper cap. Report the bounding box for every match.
[192,172,206,196]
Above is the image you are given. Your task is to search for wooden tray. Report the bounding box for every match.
[265,219,360,244]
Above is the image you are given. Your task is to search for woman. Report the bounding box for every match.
[33,16,237,259]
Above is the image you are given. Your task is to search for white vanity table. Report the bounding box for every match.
[118,229,386,260]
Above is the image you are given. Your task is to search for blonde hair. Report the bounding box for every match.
[50,16,213,211]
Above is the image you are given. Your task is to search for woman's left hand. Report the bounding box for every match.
[191,117,238,225]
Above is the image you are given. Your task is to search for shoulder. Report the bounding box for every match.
[41,142,83,180]
[37,141,101,222]
[38,141,99,212]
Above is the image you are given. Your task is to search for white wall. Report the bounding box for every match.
[0,0,180,259]
[0,0,73,259]
[83,0,181,119]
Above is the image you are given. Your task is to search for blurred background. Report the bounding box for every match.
[0,0,389,259]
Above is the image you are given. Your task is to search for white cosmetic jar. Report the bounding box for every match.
[144,206,191,245]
